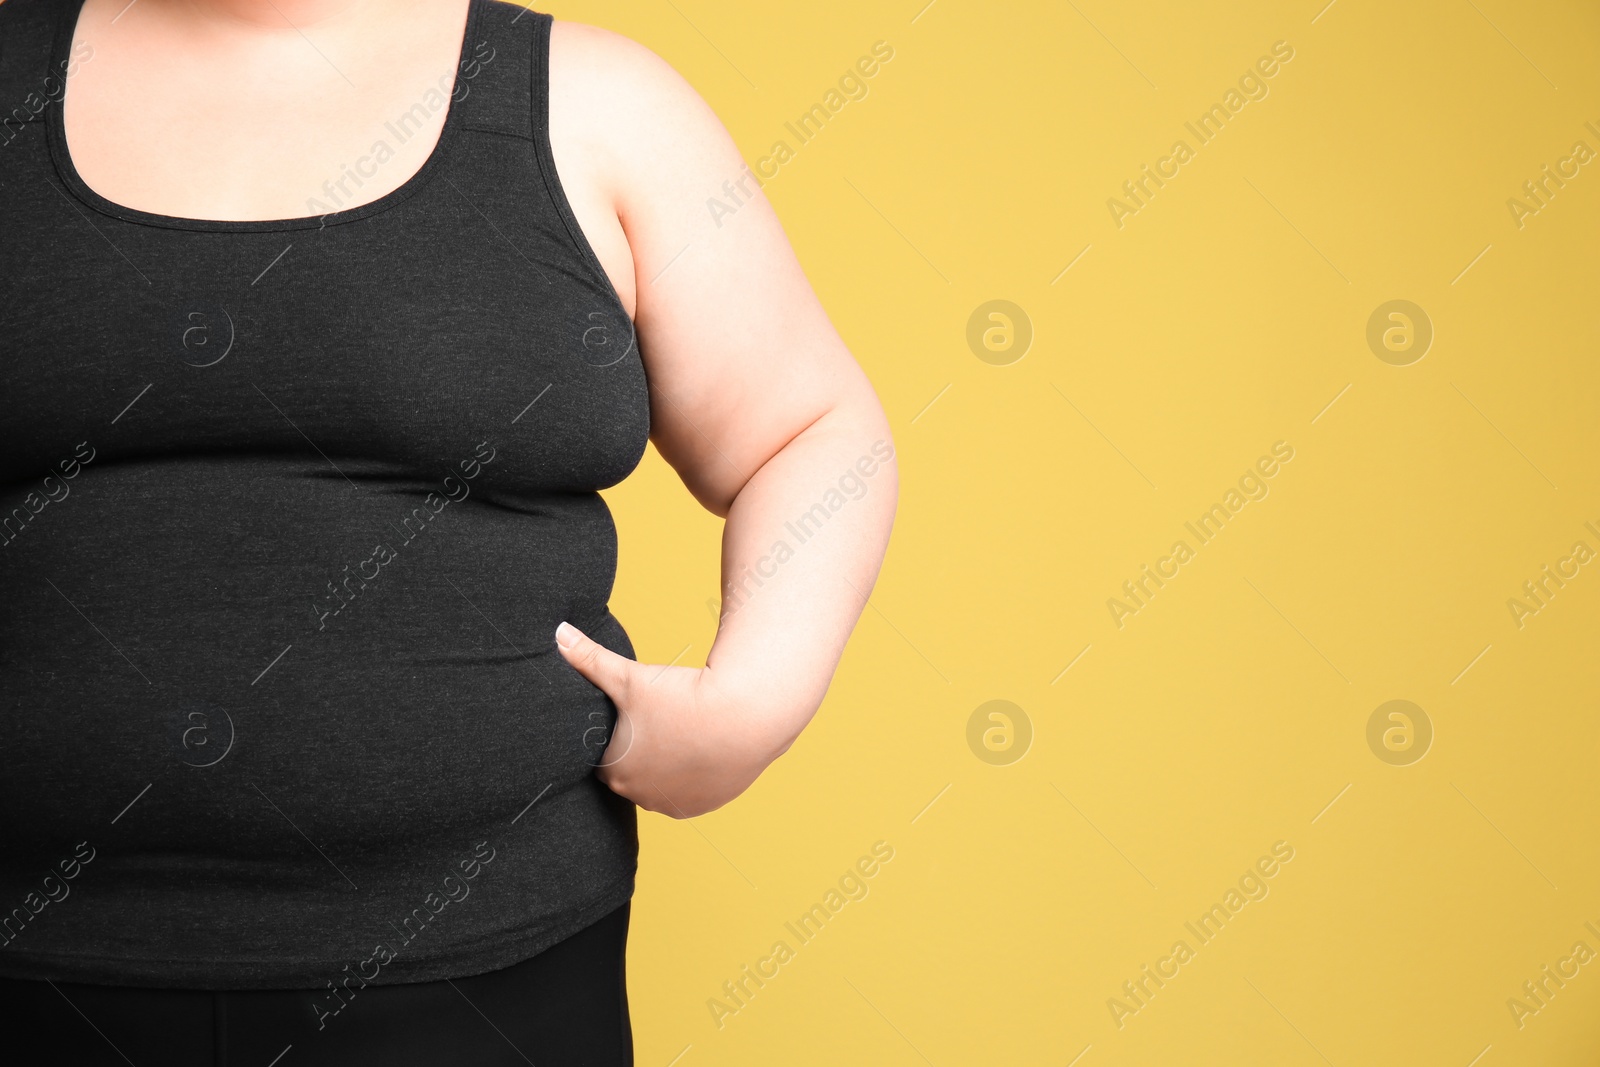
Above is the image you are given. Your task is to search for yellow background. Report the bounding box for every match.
[544,0,1600,1062]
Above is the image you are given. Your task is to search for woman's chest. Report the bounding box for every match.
[0,198,650,495]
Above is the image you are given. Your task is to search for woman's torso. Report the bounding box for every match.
[0,0,650,989]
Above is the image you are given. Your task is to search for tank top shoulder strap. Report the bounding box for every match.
[0,0,67,129]
[449,0,543,141]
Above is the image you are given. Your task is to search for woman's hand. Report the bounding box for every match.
[555,621,781,818]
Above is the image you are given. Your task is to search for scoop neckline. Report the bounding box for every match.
[47,0,484,233]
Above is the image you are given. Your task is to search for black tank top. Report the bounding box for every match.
[0,0,649,989]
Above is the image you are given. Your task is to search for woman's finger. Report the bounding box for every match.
[555,621,638,704]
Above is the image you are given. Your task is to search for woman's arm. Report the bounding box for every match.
[547,20,897,818]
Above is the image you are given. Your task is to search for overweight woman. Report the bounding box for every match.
[0,0,897,1061]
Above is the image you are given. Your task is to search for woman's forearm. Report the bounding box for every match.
[703,391,898,762]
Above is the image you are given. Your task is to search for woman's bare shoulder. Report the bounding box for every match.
[547,18,691,105]
[543,13,759,318]
[546,16,735,177]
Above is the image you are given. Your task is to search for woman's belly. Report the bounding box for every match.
[0,453,637,982]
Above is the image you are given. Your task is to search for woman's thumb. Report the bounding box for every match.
[555,621,634,700]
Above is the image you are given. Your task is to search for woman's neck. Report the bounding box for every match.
[115,0,401,34]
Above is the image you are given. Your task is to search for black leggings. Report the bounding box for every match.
[0,902,632,1066]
